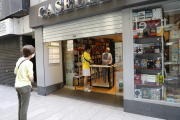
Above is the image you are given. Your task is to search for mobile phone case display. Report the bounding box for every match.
[133,7,165,101]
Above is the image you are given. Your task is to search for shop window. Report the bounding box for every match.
[133,1,180,103]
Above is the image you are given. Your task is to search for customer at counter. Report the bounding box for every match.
[82,45,93,92]
[102,47,112,83]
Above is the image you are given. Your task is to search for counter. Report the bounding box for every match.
[90,65,114,88]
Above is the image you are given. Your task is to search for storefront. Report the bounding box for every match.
[29,0,180,119]
[123,0,180,120]
[29,0,127,95]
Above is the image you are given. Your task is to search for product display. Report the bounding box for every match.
[140,59,147,69]
[134,58,140,68]
[141,74,148,84]
[134,74,141,84]
[134,89,142,98]
[133,6,180,103]
[150,88,161,100]
[141,88,151,99]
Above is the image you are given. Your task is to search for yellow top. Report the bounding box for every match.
[82,51,91,69]
[14,57,33,88]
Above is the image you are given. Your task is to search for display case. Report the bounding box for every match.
[90,65,114,89]
[133,6,180,103]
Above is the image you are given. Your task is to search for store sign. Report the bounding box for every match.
[38,0,110,18]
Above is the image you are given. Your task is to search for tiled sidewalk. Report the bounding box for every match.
[0,85,165,120]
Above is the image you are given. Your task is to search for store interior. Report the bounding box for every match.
[62,34,123,95]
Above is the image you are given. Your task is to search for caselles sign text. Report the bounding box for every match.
[38,0,110,18]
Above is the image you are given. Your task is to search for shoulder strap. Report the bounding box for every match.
[83,53,90,63]
[18,59,27,69]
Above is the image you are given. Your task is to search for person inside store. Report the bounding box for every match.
[14,45,35,120]
[82,44,93,92]
[102,47,112,83]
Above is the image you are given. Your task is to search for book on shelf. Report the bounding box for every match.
[134,74,141,84]
[171,30,179,39]
[134,89,142,98]
[140,59,147,69]
[141,88,151,99]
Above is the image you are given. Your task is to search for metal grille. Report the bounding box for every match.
[0,36,20,86]
[0,0,29,20]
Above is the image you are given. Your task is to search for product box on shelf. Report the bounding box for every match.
[166,93,175,102]
[148,75,156,83]
[134,44,143,53]
[134,58,140,68]
[152,8,162,20]
[147,60,154,69]
[134,89,142,98]
[141,59,147,69]
[172,55,178,63]
[143,28,150,37]
[156,75,164,83]
[138,11,145,16]
[134,74,141,84]
[137,29,144,38]
[138,16,145,22]
[171,30,179,39]
[145,10,153,20]
[141,88,151,99]
[156,26,163,36]
[150,88,161,100]
[154,59,161,69]
[133,28,138,38]
[150,27,157,36]
[141,74,148,84]
[175,95,180,103]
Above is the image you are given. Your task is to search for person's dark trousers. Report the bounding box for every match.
[16,85,31,120]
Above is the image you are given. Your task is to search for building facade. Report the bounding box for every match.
[29,0,180,120]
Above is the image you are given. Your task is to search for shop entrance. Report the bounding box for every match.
[62,34,123,95]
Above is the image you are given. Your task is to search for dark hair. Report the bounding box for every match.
[23,45,35,57]
[85,44,91,51]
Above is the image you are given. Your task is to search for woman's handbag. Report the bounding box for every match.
[17,59,33,92]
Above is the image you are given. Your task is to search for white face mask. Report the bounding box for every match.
[31,54,35,58]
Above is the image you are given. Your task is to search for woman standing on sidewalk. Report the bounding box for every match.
[14,45,35,120]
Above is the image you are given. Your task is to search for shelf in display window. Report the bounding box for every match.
[133,19,162,23]
[134,53,162,55]
[164,62,179,65]
[135,68,162,70]
[134,37,162,44]
[135,84,162,87]
[134,36,161,39]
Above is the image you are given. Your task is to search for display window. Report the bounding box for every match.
[62,34,123,95]
[133,1,180,103]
